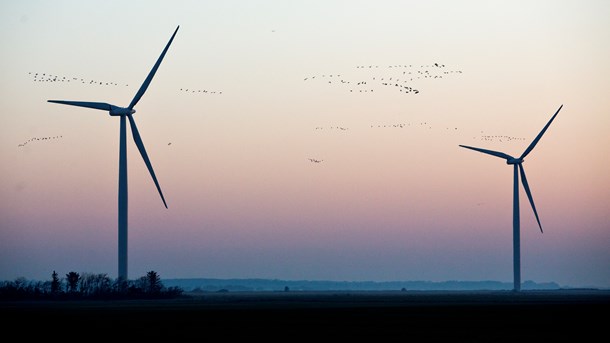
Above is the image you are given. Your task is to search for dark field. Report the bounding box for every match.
[3,290,608,341]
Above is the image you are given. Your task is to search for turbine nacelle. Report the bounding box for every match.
[109,106,136,116]
[507,158,523,165]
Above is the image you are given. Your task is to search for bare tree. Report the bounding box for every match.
[65,271,80,294]
[113,276,129,295]
[80,273,111,297]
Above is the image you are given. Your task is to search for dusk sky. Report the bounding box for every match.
[1,0,609,288]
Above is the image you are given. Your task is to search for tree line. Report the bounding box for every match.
[0,270,183,300]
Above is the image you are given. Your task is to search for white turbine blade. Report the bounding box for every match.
[128,26,179,110]
[518,164,543,233]
[48,100,112,111]
[127,115,168,208]
[459,145,514,160]
[520,104,563,160]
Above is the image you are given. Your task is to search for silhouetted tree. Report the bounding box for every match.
[0,277,28,299]
[0,270,183,300]
[13,277,27,291]
[145,270,162,294]
[31,280,48,297]
[51,271,61,294]
[113,276,129,295]
[80,273,112,297]
[65,272,80,293]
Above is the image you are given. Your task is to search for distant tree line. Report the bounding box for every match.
[0,270,183,300]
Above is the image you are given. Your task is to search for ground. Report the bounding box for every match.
[2,290,607,340]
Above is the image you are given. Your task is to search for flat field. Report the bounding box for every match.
[3,290,608,340]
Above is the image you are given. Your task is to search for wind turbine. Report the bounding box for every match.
[459,104,562,292]
[48,26,179,281]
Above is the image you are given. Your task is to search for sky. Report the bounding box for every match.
[1,0,609,288]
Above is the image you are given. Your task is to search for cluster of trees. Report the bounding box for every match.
[0,270,183,300]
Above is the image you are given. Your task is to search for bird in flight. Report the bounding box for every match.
[308,158,323,163]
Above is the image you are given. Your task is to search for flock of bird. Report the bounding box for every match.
[178,88,223,95]
[369,122,459,130]
[24,64,518,165]
[28,72,128,87]
[307,123,527,165]
[311,122,460,132]
[27,72,228,97]
[312,123,525,145]
[476,134,526,142]
[314,126,349,131]
[303,63,462,96]
[313,123,527,142]
[17,135,63,147]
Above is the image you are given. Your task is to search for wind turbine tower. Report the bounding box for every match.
[459,105,562,291]
[48,26,179,281]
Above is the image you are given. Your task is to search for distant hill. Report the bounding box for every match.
[162,278,562,292]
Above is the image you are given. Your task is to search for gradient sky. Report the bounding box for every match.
[1,0,609,288]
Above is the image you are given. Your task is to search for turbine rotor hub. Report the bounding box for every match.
[507,158,523,165]
[109,105,136,116]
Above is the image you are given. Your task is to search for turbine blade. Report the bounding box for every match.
[48,100,112,111]
[127,115,168,209]
[520,104,563,160]
[458,145,514,160]
[518,164,543,233]
[128,26,179,110]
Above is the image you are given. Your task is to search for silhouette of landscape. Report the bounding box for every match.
[162,277,566,292]
[2,285,608,340]
[2,273,609,339]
